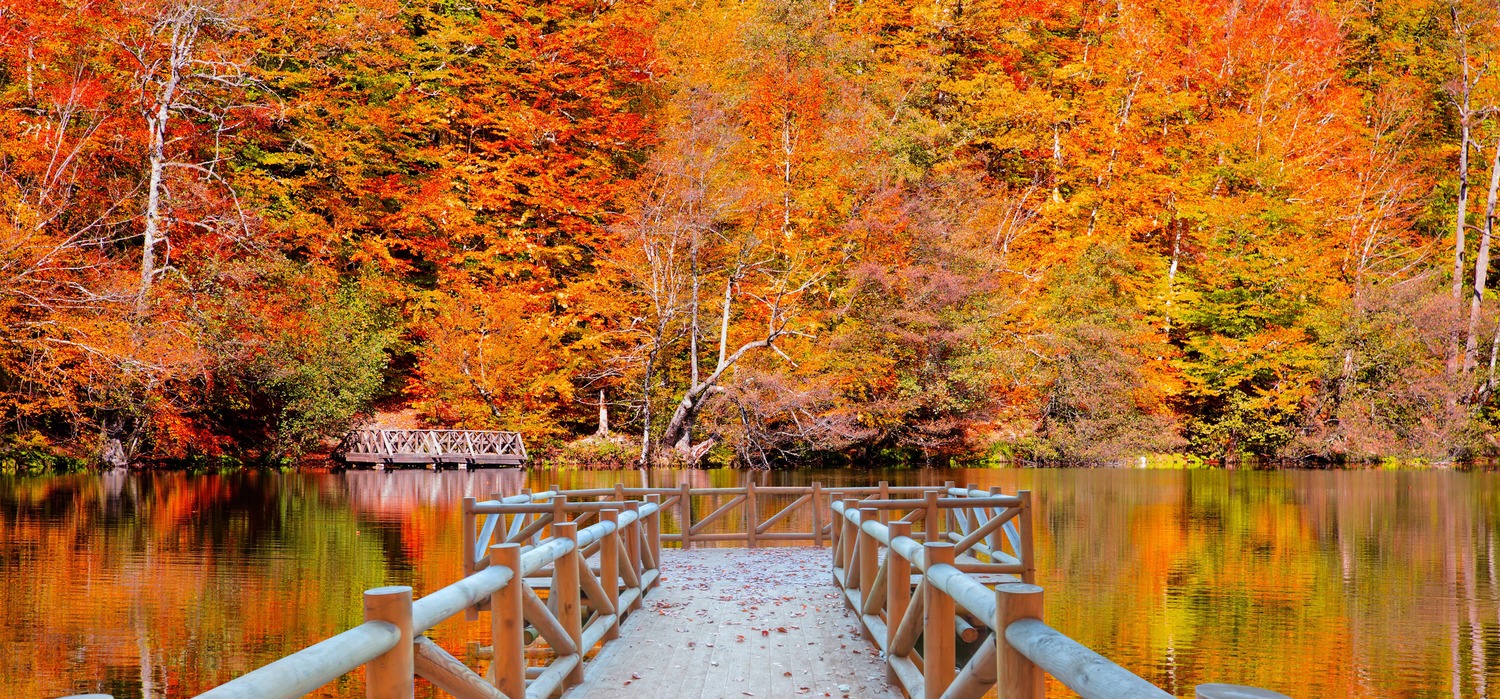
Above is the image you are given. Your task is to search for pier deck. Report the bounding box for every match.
[192,483,1280,699]
[564,547,901,699]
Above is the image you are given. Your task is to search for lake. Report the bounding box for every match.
[1,467,1495,698]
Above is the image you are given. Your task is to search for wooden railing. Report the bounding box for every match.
[163,480,1284,699]
[484,481,997,549]
[827,486,1270,699]
[338,429,528,466]
[830,485,1034,699]
[196,489,660,699]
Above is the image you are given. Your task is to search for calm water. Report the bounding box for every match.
[1,467,1496,698]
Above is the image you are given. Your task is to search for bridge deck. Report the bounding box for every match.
[564,547,903,699]
[337,428,527,467]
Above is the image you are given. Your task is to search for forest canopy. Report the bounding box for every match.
[5,0,1500,468]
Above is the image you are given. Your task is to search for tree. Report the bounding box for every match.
[117,0,260,313]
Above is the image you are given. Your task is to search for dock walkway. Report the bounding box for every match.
[189,482,1288,699]
[565,548,901,699]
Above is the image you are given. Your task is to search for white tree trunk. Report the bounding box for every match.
[1464,137,1500,372]
[1450,8,1476,375]
[137,75,179,314]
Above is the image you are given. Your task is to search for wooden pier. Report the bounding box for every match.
[337,429,527,467]
[186,482,1289,699]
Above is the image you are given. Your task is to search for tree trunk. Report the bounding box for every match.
[1465,137,1500,373]
[595,391,609,437]
[136,13,194,315]
[690,233,701,387]
[1489,310,1500,392]
[717,276,733,368]
[137,92,175,314]
[781,109,794,237]
[1449,9,1475,375]
[659,338,771,451]
[1165,218,1181,331]
[638,351,655,464]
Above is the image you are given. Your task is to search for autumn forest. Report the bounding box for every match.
[6,0,1500,469]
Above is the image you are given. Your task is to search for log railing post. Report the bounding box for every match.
[924,490,940,543]
[601,509,622,640]
[995,583,1044,699]
[679,482,693,550]
[811,482,824,547]
[832,498,845,563]
[877,481,889,523]
[746,481,758,548]
[553,522,585,686]
[462,497,476,577]
[923,543,956,699]
[463,497,478,622]
[363,586,414,699]
[858,507,879,629]
[963,483,979,538]
[625,501,645,606]
[645,494,663,585]
[841,498,860,595]
[941,481,956,534]
[886,521,912,686]
[1018,490,1035,584]
[519,488,537,545]
[987,486,1006,557]
[551,493,567,538]
[490,544,525,699]
[828,491,843,556]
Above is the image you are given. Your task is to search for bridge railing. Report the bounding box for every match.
[829,492,1197,699]
[338,428,528,466]
[829,488,1029,699]
[188,480,1279,699]
[509,480,996,548]
[197,494,662,699]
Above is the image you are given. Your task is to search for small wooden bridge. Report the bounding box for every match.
[186,481,1289,699]
[338,429,527,468]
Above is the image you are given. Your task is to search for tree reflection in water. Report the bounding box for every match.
[1,467,1496,698]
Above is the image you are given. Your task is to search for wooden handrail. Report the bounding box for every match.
[1002,615,1173,698]
[198,497,663,699]
[195,622,401,698]
[184,481,1282,699]
[510,481,1029,550]
[824,491,1240,699]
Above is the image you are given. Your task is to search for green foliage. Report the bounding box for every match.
[0,433,90,475]
[254,288,396,459]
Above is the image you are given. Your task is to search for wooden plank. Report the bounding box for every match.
[561,548,903,699]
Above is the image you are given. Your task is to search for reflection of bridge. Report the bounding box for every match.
[337,429,527,468]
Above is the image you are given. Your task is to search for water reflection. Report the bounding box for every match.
[0,467,1496,698]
